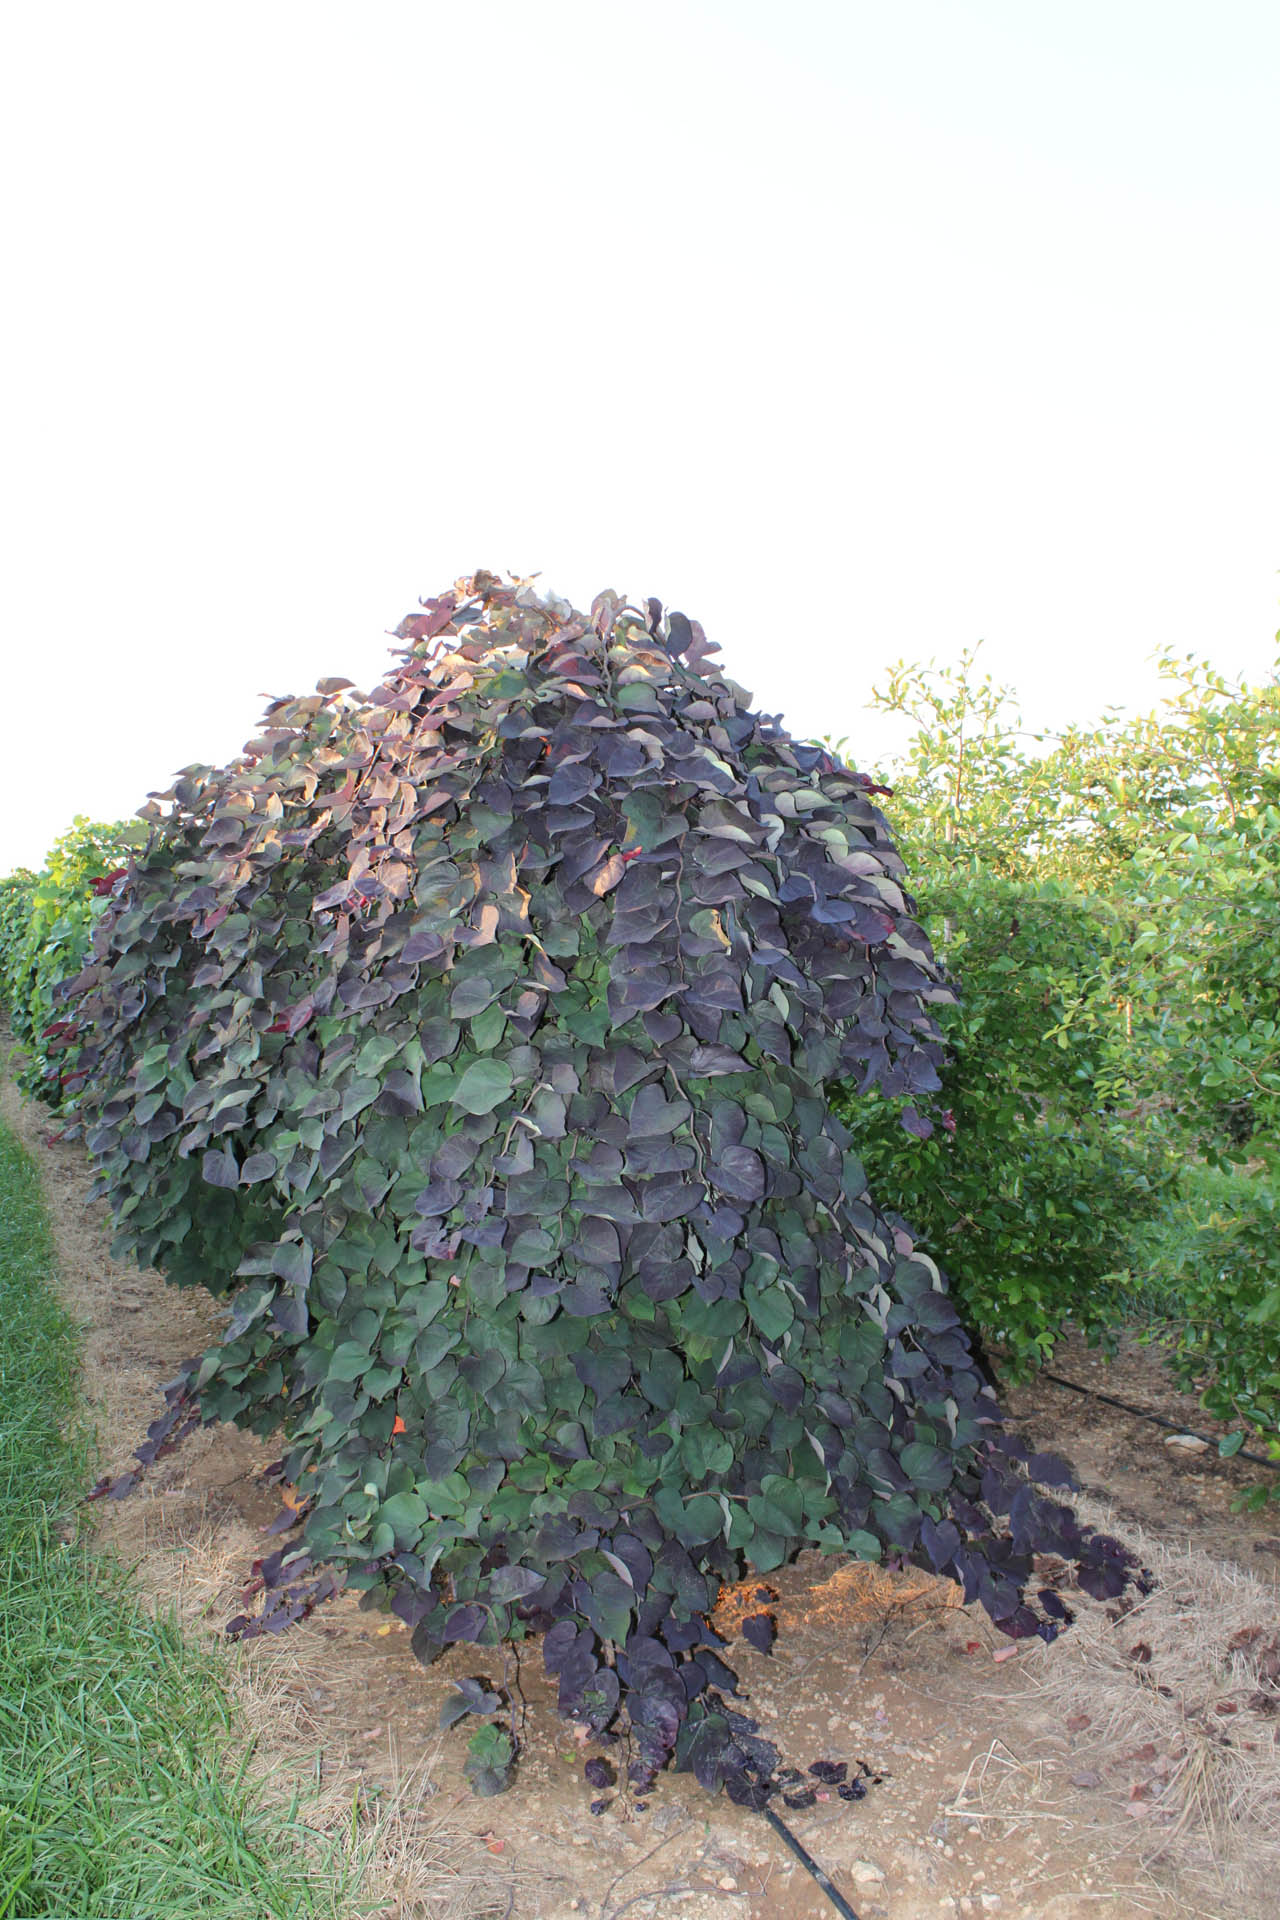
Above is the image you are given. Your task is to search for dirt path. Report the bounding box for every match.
[6,1065,1276,1920]
[1003,1336,1280,1584]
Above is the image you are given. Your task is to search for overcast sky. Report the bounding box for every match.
[2,1,1277,873]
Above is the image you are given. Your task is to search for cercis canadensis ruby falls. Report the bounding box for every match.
[72,574,1131,1800]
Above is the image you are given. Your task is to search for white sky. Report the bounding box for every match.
[2,0,1277,873]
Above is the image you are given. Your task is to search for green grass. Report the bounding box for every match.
[0,1120,359,1920]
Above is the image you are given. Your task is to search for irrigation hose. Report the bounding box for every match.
[1040,1370,1279,1470]
[759,1804,861,1919]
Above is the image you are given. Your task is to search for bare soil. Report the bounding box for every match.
[6,1068,1277,1920]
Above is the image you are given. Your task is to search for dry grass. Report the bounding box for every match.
[107,1470,520,1920]
[1012,1501,1280,1917]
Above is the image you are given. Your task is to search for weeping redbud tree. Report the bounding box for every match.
[69,576,1127,1801]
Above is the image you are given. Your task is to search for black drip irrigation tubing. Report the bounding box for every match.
[759,1804,861,1919]
[1040,1370,1279,1471]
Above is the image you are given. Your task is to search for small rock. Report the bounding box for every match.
[980,1897,1003,1913]
[1070,1769,1103,1788]
[1163,1433,1209,1454]
[717,1878,737,1892]
[852,1861,886,1885]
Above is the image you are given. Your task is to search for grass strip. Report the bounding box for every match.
[0,1119,357,1920]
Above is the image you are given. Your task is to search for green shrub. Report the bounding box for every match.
[836,873,1166,1375]
[0,869,36,1005]
[1,817,146,1105]
[857,646,1280,1446]
[1129,1154,1280,1491]
[69,577,1127,1800]
[1119,777,1280,1454]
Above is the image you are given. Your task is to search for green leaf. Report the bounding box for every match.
[846,1528,883,1562]
[898,1440,954,1493]
[675,1493,724,1546]
[615,680,660,711]
[471,1002,507,1050]
[747,1474,803,1538]
[357,1034,402,1076]
[563,1001,610,1046]
[341,1077,382,1123]
[327,1341,370,1382]
[510,1227,555,1264]
[450,1058,514,1115]
[270,1240,313,1288]
[746,1528,789,1572]
[464,1724,515,1797]
[451,977,500,1017]
[419,1063,460,1108]
[377,1491,428,1541]
[413,1323,460,1371]
[744,1282,793,1341]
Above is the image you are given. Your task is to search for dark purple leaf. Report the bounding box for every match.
[1028,1452,1077,1489]
[442,1603,488,1643]
[708,1145,765,1204]
[487,1564,546,1604]
[741,1613,775,1655]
